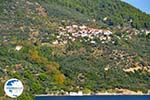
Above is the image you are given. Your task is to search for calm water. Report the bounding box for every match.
[35,95,150,100]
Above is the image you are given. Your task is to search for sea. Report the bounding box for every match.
[35,95,150,100]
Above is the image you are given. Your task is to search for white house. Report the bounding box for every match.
[103,17,108,21]
[90,40,96,44]
[103,30,112,35]
[146,30,150,35]
[79,25,87,29]
[72,25,78,28]
[52,40,59,45]
[15,46,23,51]
[69,91,83,96]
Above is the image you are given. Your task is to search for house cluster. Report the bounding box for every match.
[118,28,150,40]
[52,25,113,45]
[123,64,150,73]
[43,91,84,96]
[109,49,138,69]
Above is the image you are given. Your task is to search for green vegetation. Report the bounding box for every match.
[0,0,150,99]
[37,0,150,29]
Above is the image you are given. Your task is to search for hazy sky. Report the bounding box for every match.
[124,0,150,14]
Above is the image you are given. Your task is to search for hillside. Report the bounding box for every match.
[1,0,150,29]
[0,0,150,100]
[38,0,150,29]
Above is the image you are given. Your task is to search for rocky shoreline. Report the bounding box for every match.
[37,89,150,96]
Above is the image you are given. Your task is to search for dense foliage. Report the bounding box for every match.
[0,0,150,99]
[37,0,150,29]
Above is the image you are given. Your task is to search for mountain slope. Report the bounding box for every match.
[38,0,150,29]
[0,0,150,99]
[1,0,150,29]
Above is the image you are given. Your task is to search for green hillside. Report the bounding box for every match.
[37,0,150,29]
[0,0,150,100]
[1,0,150,29]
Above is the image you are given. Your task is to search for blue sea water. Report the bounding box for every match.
[35,95,150,100]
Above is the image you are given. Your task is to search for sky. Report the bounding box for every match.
[123,0,150,14]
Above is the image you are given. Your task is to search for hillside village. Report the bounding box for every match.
[52,25,112,45]
[51,24,150,46]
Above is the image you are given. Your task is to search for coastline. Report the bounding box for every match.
[36,89,150,96]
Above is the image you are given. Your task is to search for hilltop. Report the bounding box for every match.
[1,0,150,29]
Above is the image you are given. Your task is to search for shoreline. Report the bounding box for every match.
[36,89,150,96]
[36,93,150,96]
[36,94,150,96]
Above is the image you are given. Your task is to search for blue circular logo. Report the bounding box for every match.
[4,78,24,98]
